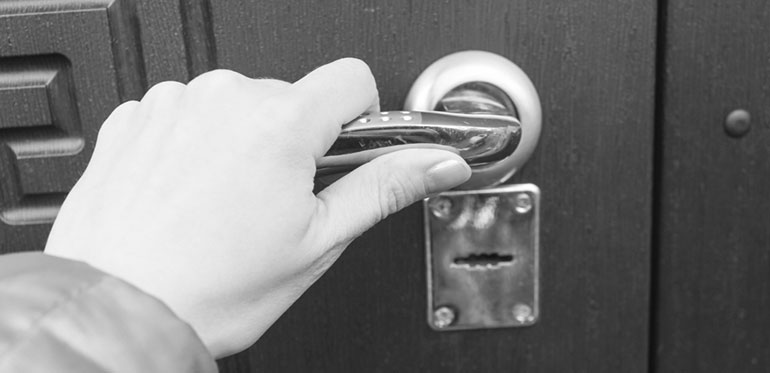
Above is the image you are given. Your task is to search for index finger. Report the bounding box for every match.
[289,58,380,158]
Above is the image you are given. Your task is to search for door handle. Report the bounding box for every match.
[334,50,543,331]
[318,111,521,176]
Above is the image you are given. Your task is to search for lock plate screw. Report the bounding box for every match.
[514,193,532,214]
[433,306,456,328]
[430,197,453,219]
[512,303,534,323]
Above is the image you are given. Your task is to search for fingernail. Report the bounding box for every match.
[425,159,471,193]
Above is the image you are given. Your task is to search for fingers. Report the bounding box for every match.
[117,62,376,166]
[287,58,379,157]
[312,149,471,248]
[87,79,184,180]
[176,62,377,160]
[99,81,185,145]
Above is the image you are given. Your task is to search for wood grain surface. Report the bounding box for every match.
[653,2,770,372]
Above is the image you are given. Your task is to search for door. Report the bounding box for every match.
[653,1,770,371]
[3,1,656,371]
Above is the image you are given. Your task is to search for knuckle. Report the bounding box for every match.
[185,70,250,108]
[257,78,290,89]
[374,162,419,219]
[189,69,245,90]
[141,81,186,105]
[144,81,185,96]
[97,100,138,141]
[378,185,407,220]
[337,57,372,76]
[95,122,115,143]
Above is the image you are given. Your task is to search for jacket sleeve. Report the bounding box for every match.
[0,252,217,372]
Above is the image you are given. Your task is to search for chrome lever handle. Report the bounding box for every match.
[317,111,521,175]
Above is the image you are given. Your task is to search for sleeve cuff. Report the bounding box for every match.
[0,252,217,372]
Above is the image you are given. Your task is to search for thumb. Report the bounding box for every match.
[314,149,471,245]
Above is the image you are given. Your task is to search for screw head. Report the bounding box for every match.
[724,109,751,138]
[433,306,456,328]
[429,197,453,219]
[514,193,532,214]
[512,303,534,323]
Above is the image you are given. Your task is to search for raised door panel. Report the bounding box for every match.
[0,0,202,253]
[0,0,145,253]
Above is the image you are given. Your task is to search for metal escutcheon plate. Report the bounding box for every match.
[424,184,540,331]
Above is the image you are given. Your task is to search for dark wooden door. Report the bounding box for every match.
[1,1,657,371]
[653,1,770,371]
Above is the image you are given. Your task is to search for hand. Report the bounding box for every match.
[44,58,471,358]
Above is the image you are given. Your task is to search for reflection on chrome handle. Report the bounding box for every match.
[317,111,521,175]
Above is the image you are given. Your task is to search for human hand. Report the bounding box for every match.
[44,58,471,358]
